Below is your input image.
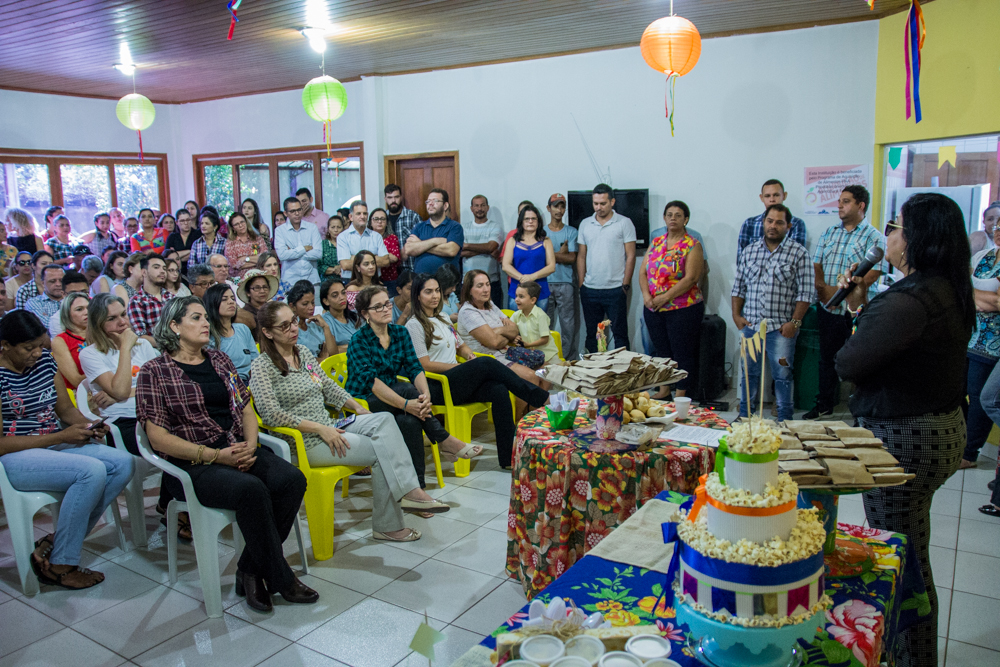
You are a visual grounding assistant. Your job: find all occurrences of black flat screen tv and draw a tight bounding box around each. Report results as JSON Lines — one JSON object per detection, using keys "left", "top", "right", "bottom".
{"left": 566, "top": 189, "right": 650, "bottom": 248}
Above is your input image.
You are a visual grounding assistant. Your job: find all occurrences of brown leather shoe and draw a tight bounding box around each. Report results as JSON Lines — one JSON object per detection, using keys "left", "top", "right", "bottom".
{"left": 235, "top": 569, "right": 273, "bottom": 612}
{"left": 279, "top": 577, "right": 319, "bottom": 604}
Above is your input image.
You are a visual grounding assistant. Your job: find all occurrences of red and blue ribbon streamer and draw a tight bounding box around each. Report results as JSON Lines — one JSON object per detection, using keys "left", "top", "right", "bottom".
{"left": 903, "top": 1, "right": 925, "bottom": 123}
{"left": 227, "top": 0, "right": 243, "bottom": 41}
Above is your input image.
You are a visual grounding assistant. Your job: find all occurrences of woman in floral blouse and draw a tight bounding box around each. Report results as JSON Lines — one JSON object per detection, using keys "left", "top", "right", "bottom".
{"left": 639, "top": 200, "right": 704, "bottom": 398}
{"left": 224, "top": 212, "right": 269, "bottom": 279}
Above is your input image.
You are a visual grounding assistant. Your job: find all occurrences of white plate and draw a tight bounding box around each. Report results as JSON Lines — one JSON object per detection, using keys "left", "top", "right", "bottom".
{"left": 644, "top": 411, "right": 678, "bottom": 427}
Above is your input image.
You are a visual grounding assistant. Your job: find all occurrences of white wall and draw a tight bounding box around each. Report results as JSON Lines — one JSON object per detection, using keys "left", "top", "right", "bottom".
{"left": 0, "top": 19, "right": 879, "bottom": 373}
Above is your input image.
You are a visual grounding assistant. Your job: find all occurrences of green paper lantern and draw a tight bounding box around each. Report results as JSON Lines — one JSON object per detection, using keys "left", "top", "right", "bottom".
{"left": 116, "top": 93, "right": 155, "bottom": 131}
{"left": 302, "top": 75, "right": 347, "bottom": 122}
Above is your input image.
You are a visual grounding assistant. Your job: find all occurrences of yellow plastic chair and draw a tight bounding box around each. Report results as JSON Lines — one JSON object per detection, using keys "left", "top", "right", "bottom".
{"left": 250, "top": 398, "right": 362, "bottom": 561}
{"left": 550, "top": 330, "right": 565, "bottom": 361}
{"left": 321, "top": 354, "right": 446, "bottom": 488}
{"left": 501, "top": 308, "right": 515, "bottom": 318}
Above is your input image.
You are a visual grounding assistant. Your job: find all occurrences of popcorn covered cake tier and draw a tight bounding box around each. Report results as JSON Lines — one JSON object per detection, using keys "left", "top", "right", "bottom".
{"left": 670, "top": 418, "right": 832, "bottom": 628}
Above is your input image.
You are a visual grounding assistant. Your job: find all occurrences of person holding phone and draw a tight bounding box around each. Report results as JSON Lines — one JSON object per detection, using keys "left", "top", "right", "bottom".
{"left": 0, "top": 310, "right": 132, "bottom": 590}
{"left": 250, "top": 301, "right": 450, "bottom": 538}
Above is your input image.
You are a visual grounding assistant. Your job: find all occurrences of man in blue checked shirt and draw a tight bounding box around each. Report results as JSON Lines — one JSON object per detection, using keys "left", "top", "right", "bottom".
{"left": 737, "top": 179, "right": 807, "bottom": 255}
{"left": 732, "top": 204, "right": 814, "bottom": 421}
{"left": 805, "top": 185, "right": 885, "bottom": 420}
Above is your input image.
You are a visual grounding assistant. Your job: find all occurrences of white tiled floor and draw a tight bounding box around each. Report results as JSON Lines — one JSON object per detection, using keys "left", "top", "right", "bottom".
{"left": 0, "top": 405, "right": 997, "bottom": 666}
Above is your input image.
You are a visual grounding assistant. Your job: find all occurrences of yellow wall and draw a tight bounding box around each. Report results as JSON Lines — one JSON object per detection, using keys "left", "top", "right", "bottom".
{"left": 871, "top": 0, "right": 1000, "bottom": 220}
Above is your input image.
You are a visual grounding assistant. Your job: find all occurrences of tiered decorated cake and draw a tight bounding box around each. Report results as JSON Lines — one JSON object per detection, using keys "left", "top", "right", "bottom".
{"left": 671, "top": 417, "right": 832, "bottom": 628}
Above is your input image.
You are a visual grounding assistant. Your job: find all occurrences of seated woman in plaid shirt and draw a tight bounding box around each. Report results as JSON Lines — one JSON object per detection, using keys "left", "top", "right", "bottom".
{"left": 136, "top": 296, "right": 317, "bottom": 613}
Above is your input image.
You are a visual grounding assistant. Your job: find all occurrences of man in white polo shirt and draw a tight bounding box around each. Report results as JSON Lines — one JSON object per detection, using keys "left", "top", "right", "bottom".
{"left": 336, "top": 200, "right": 389, "bottom": 280}
{"left": 461, "top": 194, "right": 503, "bottom": 307}
{"left": 576, "top": 183, "right": 636, "bottom": 352}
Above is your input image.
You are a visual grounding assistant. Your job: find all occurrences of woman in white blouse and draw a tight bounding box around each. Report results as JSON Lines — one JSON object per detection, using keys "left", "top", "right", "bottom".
{"left": 408, "top": 273, "right": 549, "bottom": 468}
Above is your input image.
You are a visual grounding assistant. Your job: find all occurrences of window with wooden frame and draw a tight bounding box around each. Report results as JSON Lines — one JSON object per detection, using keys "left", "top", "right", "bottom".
{"left": 0, "top": 149, "right": 169, "bottom": 238}
{"left": 192, "top": 143, "right": 364, "bottom": 233}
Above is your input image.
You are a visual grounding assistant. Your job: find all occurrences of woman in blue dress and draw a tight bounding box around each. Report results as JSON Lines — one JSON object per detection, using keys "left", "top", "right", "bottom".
{"left": 501, "top": 203, "right": 555, "bottom": 311}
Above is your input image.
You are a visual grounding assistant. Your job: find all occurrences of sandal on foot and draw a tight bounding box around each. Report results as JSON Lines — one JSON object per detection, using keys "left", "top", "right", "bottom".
{"left": 959, "top": 459, "right": 978, "bottom": 470}
{"left": 441, "top": 443, "right": 482, "bottom": 462}
{"left": 39, "top": 562, "right": 104, "bottom": 590}
{"left": 353, "top": 467, "right": 372, "bottom": 477}
{"left": 372, "top": 529, "right": 421, "bottom": 542}
{"left": 401, "top": 498, "right": 451, "bottom": 514}
{"left": 978, "top": 504, "right": 1000, "bottom": 518}
{"left": 160, "top": 512, "right": 193, "bottom": 541}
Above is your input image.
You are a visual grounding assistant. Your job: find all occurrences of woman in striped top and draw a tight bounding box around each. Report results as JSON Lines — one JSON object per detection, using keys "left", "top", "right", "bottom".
{"left": 0, "top": 310, "right": 133, "bottom": 589}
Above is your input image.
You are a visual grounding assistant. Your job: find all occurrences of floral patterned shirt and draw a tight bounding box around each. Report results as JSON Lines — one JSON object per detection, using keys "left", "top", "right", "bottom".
{"left": 643, "top": 233, "right": 703, "bottom": 312}
{"left": 224, "top": 235, "right": 270, "bottom": 279}
{"left": 969, "top": 249, "right": 1000, "bottom": 359}
{"left": 381, "top": 234, "right": 401, "bottom": 282}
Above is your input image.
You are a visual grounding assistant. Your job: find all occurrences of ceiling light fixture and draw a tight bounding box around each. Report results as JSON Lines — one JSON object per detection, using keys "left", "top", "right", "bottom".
{"left": 301, "top": 27, "right": 327, "bottom": 53}
{"left": 113, "top": 42, "right": 136, "bottom": 76}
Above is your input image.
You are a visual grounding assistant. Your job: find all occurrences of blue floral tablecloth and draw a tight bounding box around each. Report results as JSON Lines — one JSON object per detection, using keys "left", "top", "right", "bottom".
{"left": 477, "top": 490, "right": 929, "bottom": 667}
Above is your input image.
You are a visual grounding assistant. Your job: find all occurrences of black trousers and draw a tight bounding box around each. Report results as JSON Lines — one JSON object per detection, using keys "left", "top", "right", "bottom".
{"left": 163, "top": 447, "right": 306, "bottom": 592}
{"left": 426, "top": 356, "right": 549, "bottom": 467}
{"left": 367, "top": 381, "right": 452, "bottom": 488}
{"left": 815, "top": 306, "right": 854, "bottom": 412}
{"left": 643, "top": 302, "right": 704, "bottom": 394}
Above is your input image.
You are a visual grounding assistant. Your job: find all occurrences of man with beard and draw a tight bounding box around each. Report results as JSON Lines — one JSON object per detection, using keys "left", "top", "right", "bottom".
{"left": 731, "top": 204, "right": 814, "bottom": 421}
{"left": 461, "top": 194, "right": 503, "bottom": 306}
{"left": 384, "top": 183, "right": 422, "bottom": 272}
{"left": 403, "top": 189, "right": 463, "bottom": 276}
{"left": 127, "top": 254, "right": 174, "bottom": 348}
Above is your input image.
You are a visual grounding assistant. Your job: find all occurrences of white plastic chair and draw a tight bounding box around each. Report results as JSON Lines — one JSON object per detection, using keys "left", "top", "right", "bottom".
{"left": 134, "top": 423, "right": 309, "bottom": 618}
{"left": 73, "top": 383, "right": 149, "bottom": 548}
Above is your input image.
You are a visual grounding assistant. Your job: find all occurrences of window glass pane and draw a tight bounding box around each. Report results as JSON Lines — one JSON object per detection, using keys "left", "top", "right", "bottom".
{"left": 238, "top": 163, "right": 272, "bottom": 234}
{"left": 203, "top": 165, "right": 235, "bottom": 221}
{"left": 1, "top": 163, "right": 52, "bottom": 233}
{"left": 60, "top": 164, "right": 111, "bottom": 237}
{"left": 114, "top": 164, "right": 160, "bottom": 220}
{"left": 320, "top": 158, "right": 362, "bottom": 214}
{"left": 277, "top": 160, "right": 315, "bottom": 212}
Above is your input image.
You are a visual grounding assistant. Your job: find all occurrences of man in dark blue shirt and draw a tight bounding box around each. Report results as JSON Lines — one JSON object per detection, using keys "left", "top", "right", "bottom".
{"left": 403, "top": 188, "right": 464, "bottom": 275}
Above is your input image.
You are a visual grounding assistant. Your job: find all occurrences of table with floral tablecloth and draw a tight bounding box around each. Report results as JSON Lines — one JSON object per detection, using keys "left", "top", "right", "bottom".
{"left": 466, "top": 490, "right": 929, "bottom": 667}
{"left": 506, "top": 400, "right": 725, "bottom": 598}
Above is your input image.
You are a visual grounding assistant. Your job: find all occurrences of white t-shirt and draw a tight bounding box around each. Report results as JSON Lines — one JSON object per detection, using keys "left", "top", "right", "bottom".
{"left": 405, "top": 315, "right": 457, "bottom": 364}
{"left": 577, "top": 212, "right": 637, "bottom": 289}
{"left": 79, "top": 339, "right": 160, "bottom": 419}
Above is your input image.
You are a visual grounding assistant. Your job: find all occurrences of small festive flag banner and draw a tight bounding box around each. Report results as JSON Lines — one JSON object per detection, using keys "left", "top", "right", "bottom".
{"left": 938, "top": 146, "right": 956, "bottom": 170}
{"left": 410, "top": 612, "right": 446, "bottom": 663}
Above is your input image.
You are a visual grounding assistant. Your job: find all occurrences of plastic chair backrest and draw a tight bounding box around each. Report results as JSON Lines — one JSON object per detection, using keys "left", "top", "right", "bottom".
{"left": 135, "top": 422, "right": 199, "bottom": 509}
{"left": 501, "top": 309, "right": 515, "bottom": 318}
{"left": 550, "top": 329, "right": 565, "bottom": 360}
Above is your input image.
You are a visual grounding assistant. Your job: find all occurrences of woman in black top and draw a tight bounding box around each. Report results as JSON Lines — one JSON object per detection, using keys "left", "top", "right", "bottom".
{"left": 835, "top": 193, "right": 973, "bottom": 667}
{"left": 166, "top": 208, "right": 202, "bottom": 275}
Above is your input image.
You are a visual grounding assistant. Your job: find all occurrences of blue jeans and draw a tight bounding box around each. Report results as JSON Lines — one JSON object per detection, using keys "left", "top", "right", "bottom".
{"left": 738, "top": 326, "right": 797, "bottom": 422}
{"left": 965, "top": 353, "right": 999, "bottom": 462}
{"left": 979, "top": 358, "right": 1000, "bottom": 426}
{"left": 580, "top": 286, "right": 629, "bottom": 353}
{"left": 507, "top": 296, "right": 547, "bottom": 313}
{"left": 1, "top": 443, "right": 133, "bottom": 566}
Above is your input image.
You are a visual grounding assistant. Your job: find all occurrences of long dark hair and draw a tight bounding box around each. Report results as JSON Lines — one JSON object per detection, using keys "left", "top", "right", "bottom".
{"left": 101, "top": 251, "right": 127, "bottom": 279}
{"left": 899, "top": 192, "right": 975, "bottom": 332}
{"left": 410, "top": 273, "right": 450, "bottom": 350}
{"left": 241, "top": 198, "right": 263, "bottom": 232}
{"left": 258, "top": 301, "right": 298, "bottom": 376}
{"left": 203, "top": 282, "right": 235, "bottom": 347}
{"left": 320, "top": 278, "right": 358, "bottom": 325}
{"left": 286, "top": 279, "right": 316, "bottom": 310}
{"left": 514, "top": 204, "right": 547, "bottom": 243}
{"left": 0, "top": 310, "right": 47, "bottom": 347}
{"left": 348, "top": 250, "right": 383, "bottom": 288}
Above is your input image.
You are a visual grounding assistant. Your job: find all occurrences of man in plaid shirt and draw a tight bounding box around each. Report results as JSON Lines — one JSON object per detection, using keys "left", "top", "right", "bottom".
{"left": 384, "top": 184, "right": 422, "bottom": 272}
{"left": 127, "top": 254, "right": 173, "bottom": 348}
{"left": 732, "top": 204, "right": 814, "bottom": 421}
{"left": 806, "top": 185, "right": 886, "bottom": 419}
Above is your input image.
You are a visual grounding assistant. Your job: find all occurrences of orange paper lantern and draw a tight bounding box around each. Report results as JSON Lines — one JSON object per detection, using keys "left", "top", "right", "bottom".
{"left": 640, "top": 16, "right": 702, "bottom": 135}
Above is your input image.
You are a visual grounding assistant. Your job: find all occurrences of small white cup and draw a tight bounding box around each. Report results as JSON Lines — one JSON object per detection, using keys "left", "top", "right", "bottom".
{"left": 642, "top": 660, "right": 683, "bottom": 667}
{"left": 505, "top": 661, "right": 543, "bottom": 667}
{"left": 598, "top": 651, "right": 644, "bottom": 667}
{"left": 625, "top": 634, "right": 672, "bottom": 662}
{"left": 564, "top": 635, "right": 606, "bottom": 665}
{"left": 520, "top": 635, "right": 566, "bottom": 667}
{"left": 551, "top": 657, "right": 594, "bottom": 667}
{"left": 674, "top": 396, "right": 692, "bottom": 418}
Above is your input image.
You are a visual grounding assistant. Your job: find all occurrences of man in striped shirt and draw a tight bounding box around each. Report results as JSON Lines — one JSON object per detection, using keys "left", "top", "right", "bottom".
{"left": 732, "top": 204, "right": 814, "bottom": 421}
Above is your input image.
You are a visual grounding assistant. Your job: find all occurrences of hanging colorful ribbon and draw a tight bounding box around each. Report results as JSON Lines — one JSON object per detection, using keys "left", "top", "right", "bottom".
{"left": 866, "top": 0, "right": 876, "bottom": 9}
{"left": 687, "top": 474, "right": 708, "bottom": 521}
{"left": 664, "top": 73, "right": 678, "bottom": 137}
{"left": 227, "top": 0, "right": 243, "bottom": 40}
{"left": 136, "top": 130, "right": 144, "bottom": 163}
{"left": 903, "top": 0, "right": 925, "bottom": 123}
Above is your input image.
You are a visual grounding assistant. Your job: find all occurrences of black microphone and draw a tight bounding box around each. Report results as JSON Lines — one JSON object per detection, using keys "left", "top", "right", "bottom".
{"left": 824, "top": 246, "right": 885, "bottom": 310}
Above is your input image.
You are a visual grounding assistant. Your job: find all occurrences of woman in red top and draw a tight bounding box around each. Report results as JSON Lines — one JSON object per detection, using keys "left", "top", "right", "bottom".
{"left": 51, "top": 292, "right": 90, "bottom": 390}
{"left": 369, "top": 208, "right": 401, "bottom": 293}
{"left": 130, "top": 208, "right": 169, "bottom": 254}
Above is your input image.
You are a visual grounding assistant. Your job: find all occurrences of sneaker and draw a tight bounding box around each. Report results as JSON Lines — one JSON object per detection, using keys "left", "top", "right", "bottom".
{"left": 803, "top": 407, "right": 833, "bottom": 420}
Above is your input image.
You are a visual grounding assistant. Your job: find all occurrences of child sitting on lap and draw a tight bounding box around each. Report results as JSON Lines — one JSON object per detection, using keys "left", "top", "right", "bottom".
{"left": 511, "top": 280, "right": 560, "bottom": 364}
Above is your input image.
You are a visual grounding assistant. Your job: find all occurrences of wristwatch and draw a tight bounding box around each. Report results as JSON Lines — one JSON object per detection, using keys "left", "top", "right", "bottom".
{"left": 622, "top": 284, "right": 631, "bottom": 292}
{"left": 790, "top": 319, "right": 802, "bottom": 329}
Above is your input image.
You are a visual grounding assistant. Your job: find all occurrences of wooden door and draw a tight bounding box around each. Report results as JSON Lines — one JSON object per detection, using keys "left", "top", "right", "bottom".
{"left": 384, "top": 152, "right": 460, "bottom": 221}
{"left": 909, "top": 151, "right": 999, "bottom": 198}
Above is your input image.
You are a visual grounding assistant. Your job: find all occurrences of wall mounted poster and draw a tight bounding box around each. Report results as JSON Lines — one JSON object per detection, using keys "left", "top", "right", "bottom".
{"left": 803, "top": 164, "right": 872, "bottom": 215}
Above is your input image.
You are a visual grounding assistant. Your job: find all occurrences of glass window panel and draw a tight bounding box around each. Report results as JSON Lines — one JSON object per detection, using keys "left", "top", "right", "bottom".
{"left": 238, "top": 163, "right": 272, "bottom": 234}
{"left": 277, "top": 160, "right": 315, "bottom": 211}
{"left": 60, "top": 164, "right": 111, "bottom": 237}
{"left": 203, "top": 164, "right": 235, "bottom": 221}
{"left": 1, "top": 163, "right": 52, "bottom": 233}
{"left": 114, "top": 164, "right": 160, "bottom": 220}
{"left": 320, "top": 158, "right": 362, "bottom": 214}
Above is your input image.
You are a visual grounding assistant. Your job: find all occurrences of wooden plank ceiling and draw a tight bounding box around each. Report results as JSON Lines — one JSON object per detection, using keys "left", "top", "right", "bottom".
{"left": 0, "top": 0, "right": 916, "bottom": 104}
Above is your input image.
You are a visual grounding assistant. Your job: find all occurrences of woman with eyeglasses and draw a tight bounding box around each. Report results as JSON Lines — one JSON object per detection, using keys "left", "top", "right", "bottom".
{"left": 5, "top": 251, "right": 33, "bottom": 313}
{"left": 347, "top": 286, "right": 481, "bottom": 489}
{"left": 286, "top": 280, "right": 338, "bottom": 360}
{"left": 251, "top": 301, "right": 450, "bottom": 539}
{"left": 369, "top": 208, "right": 400, "bottom": 294}
{"left": 166, "top": 208, "right": 202, "bottom": 275}
{"left": 256, "top": 252, "right": 290, "bottom": 302}
{"left": 225, "top": 212, "right": 270, "bottom": 280}
{"left": 834, "top": 193, "right": 972, "bottom": 667}
{"left": 163, "top": 256, "right": 191, "bottom": 298}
